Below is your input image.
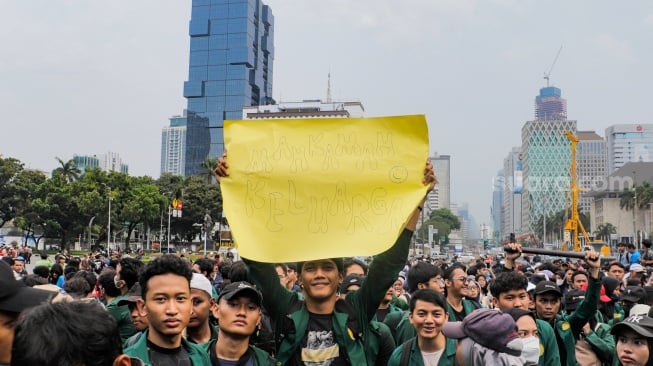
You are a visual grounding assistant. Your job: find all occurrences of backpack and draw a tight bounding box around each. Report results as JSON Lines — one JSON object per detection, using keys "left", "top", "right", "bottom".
{"left": 399, "top": 338, "right": 415, "bottom": 366}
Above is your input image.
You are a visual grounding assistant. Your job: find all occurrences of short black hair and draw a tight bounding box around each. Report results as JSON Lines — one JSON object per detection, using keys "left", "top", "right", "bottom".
{"left": 275, "top": 263, "right": 288, "bottom": 276}
{"left": 32, "top": 265, "right": 50, "bottom": 279}
{"left": 118, "top": 257, "right": 144, "bottom": 290}
{"left": 490, "top": 271, "right": 529, "bottom": 297}
{"left": 11, "top": 301, "right": 123, "bottom": 366}
{"left": 571, "top": 270, "right": 588, "bottom": 283}
{"left": 628, "top": 243, "right": 636, "bottom": 249}
{"left": 609, "top": 262, "right": 625, "bottom": 271}
{"left": 194, "top": 258, "right": 215, "bottom": 276}
{"left": 409, "top": 289, "right": 448, "bottom": 313}
{"left": 140, "top": 254, "right": 192, "bottom": 298}
{"left": 23, "top": 274, "right": 47, "bottom": 287}
{"left": 228, "top": 261, "right": 250, "bottom": 283}
{"left": 97, "top": 268, "right": 121, "bottom": 298}
{"left": 407, "top": 262, "right": 442, "bottom": 294}
{"left": 64, "top": 276, "right": 92, "bottom": 298}
{"left": 343, "top": 257, "right": 368, "bottom": 275}
{"left": 443, "top": 264, "right": 466, "bottom": 282}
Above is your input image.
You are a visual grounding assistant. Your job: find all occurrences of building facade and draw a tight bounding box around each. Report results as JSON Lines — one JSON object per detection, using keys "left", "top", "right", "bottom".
{"left": 73, "top": 152, "right": 128, "bottom": 174}
{"left": 502, "top": 147, "right": 523, "bottom": 239}
{"left": 242, "top": 100, "right": 364, "bottom": 119}
{"left": 605, "top": 124, "right": 653, "bottom": 173}
{"left": 429, "top": 153, "right": 450, "bottom": 212}
{"left": 521, "top": 119, "right": 577, "bottom": 234}
{"left": 184, "top": 0, "right": 275, "bottom": 176}
{"left": 73, "top": 155, "right": 99, "bottom": 174}
{"left": 535, "top": 86, "right": 567, "bottom": 121}
{"left": 161, "top": 115, "right": 187, "bottom": 176}
{"left": 491, "top": 168, "right": 503, "bottom": 244}
{"left": 577, "top": 131, "right": 607, "bottom": 215}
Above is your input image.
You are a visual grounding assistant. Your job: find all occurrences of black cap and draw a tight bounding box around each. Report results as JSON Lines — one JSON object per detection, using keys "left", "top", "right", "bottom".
{"left": 340, "top": 274, "right": 365, "bottom": 294}
{"left": 218, "top": 281, "right": 262, "bottom": 306}
{"left": 611, "top": 314, "right": 653, "bottom": 338}
{"left": 117, "top": 283, "right": 142, "bottom": 306}
{"left": 534, "top": 281, "right": 562, "bottom": 296}
{"left": 0, "top": 262, "right": 54, "bottom": 313}
{"left": 622, "top": 286, "right": 647, "bottom": 304}
{"left": 564, "top": 289, "right": 586, "bottom": 312}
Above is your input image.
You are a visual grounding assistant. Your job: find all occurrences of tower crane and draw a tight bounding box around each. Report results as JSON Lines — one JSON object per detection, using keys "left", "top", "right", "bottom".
{"left": 563, "top": 131, "right": 591, "bottom": 252}
{"left": 544, "top": 46, "right": 563, "bottom": 87}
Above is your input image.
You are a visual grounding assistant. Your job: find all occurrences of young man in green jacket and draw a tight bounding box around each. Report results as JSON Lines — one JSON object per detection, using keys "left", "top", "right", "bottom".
{"left": 215, "top": 151, "right": 435, "bottom": 365}
{"left": 207, "top": 281, "right": 275, "bottom": 365}
{"left": 125, "top": 255, "right": 210, "bottom": 366}
{"left": 532, "top": 251, "right": 601, "bottom": 366}
{"left": 388, "top": 289, "right": 456, "bottom": 366}
{"left": 489, "top": 270, "right": 562, "bottom": 365}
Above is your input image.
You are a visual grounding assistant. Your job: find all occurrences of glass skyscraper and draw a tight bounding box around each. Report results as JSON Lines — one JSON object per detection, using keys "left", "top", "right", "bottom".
{"left": 183, "top": 0, "right": 275, "bottom": 176}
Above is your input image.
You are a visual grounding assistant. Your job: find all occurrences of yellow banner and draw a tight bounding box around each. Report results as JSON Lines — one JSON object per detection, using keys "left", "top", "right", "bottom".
{"left": 221, "top": 115, "right": 429, "bottom": 263}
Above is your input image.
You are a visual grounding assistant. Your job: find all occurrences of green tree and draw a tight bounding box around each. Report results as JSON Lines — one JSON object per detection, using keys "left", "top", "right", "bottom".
{"left": 200, "top": 156, "right": 218, "bottom": 184}
{"left": 53, "top": 157, "right": 81, "bottom": 183}
{"left": 417, "top": 208, "right": 461, "bottom": 244}
{"left": 594, "top": 222, "right": 617, "bottom": 243}
{"left": 0, "top": 157, "right": 26, "bottom": 227}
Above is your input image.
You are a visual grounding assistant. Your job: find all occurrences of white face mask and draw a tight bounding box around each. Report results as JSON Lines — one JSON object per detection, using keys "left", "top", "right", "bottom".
{"left": 556, "top": 279, "right": 565, "bottom": 287}
{"left": 521, "top": 336, "right": 540, "bottom": 365}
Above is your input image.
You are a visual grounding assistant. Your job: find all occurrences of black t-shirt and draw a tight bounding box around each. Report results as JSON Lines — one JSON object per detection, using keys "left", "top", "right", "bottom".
{"left": 292, "top": 312, "right": 349, "bottom": 366}
{"left": 451, "top": 306, "right": 465, "bottom": 322}
{"left": 375, "top": 308, "right": 390, "bottom": 322}
{"left": 147, "top": 339, "right": 192, "bottom": 366}
{"left": 208, "top": 341, "right": 254, "bottom": 366}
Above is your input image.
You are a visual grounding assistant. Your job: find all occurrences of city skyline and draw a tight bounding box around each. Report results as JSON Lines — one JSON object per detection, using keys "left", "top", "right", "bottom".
{"left": 2, "top": 1, "right": 653, "bottom": 227}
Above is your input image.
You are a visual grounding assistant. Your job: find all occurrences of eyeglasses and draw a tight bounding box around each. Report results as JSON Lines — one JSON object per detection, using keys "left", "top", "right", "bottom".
{"left": 468, "top": 286, "right": 479, "bottom": 290}
{"left": 456, "top": 277, "right": 469, "bottom": 283}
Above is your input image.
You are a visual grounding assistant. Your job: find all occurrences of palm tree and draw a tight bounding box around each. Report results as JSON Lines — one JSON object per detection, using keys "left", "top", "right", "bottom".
{"left": 53, "top": 157, "right": 81, "bottom": 183}
{"left": 594, "top": 223, "right": 617, "bottom": 243}
{"left": 620, "top": 187, "right": 636, "bottom": 211}
{"left": 200, "top": 156, "right": 218, "bottom": 184}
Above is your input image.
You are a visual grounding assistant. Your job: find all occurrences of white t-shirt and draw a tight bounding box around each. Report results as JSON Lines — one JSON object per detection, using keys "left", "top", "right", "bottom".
{"left": 421, "top": 348, "right": 444, "bottom": 366}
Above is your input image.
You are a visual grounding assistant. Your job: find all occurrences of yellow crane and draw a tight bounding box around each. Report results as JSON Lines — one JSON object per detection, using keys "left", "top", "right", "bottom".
{"left": 563, "top": 131, "right": 591, "bottom": 252}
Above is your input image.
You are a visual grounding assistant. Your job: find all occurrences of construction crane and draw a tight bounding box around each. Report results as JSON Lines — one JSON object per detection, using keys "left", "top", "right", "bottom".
{"left": 563, "top": 131, "right": 591, "bottom": 252}
{"left": 543, "top": 46, "right": 563, "bottom": 87}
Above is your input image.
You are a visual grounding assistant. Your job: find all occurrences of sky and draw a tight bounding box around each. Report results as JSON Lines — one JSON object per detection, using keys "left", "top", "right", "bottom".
{"left": 2, "top": 1, "right": 653, "bottom": 230}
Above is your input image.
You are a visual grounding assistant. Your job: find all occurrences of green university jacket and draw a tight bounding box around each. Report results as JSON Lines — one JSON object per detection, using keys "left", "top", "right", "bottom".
{"left": 123, "top": 330, "right": 210, "bottom": 366}
{"left": 246, "top": 229, "right": 413, "bottom": 365}
{"left": 105, "top": 293, "right": 137, "bottom": 342}
{"left": 387, "top": 337, "right": 457, "bottom": 366}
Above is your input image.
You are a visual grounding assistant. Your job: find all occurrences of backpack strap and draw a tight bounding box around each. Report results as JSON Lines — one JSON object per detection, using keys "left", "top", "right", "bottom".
{"left": 399, "top": 338, "right": 414, "bottom": 366}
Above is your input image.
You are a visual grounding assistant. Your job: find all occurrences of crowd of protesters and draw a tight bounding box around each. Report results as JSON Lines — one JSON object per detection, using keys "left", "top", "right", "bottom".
{"left": 1, "top": 159, "right": 653, "bottom": 365}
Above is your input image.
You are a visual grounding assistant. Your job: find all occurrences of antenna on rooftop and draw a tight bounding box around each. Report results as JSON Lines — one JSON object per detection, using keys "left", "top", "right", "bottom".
{"left": 326, "top": 72, "right": 332, "bottom": 103}
{"left": 543, "top": 45, "right": 563, "bottom": 87}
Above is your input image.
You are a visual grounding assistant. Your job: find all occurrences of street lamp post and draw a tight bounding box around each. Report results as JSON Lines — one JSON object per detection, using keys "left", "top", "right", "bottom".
{"left": 101, "top": 184, "right": 112, "bottom": 250}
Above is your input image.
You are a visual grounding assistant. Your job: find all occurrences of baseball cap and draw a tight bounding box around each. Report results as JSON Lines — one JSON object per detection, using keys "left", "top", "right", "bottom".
{"left": 442, "top": 309, "right": 523, "bottom": 356}
{"left": 564, "top": 289, "right": 586, "bottom": 312}
{"left": 622, "top": 286, "right": 647, "bottom": 303}
{"left": 190, "top": 273, "right": 213, "bottom": 297}
{"left": 534, "top": 281, "right": 562, "bottom": 296}
{"left": 629, "top": 264, "right": 645, "bottom": 273}
{"left": 340, "top": 274, "right": 364, "bottom": 294}
{"left": 218, "top": 281, "right": 262, "bottom": 306}
{"left": 629, "top": 304, "right": 651, "bottom": 317}
{"left": 117, "top": 283, "right": 142, "bottom": 306}
{"left": 611, "top": 314, "right": 653, "bottom": 338}
{"left": 0, "top": 261, "right": 54, "bottom": 313}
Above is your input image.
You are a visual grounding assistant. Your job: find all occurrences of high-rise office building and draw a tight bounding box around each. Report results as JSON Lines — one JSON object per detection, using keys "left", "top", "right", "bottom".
{"left": 605, "top": 124, "right": 653, "bottom": 173}
{"left": 73, "top": 152, "right": 128, "bottom": 174}
{"left": 521, "top": 119, "right": 577, "bottom": 234}
{"left": 428, "top": 153, "right": 450, "bottom": 211}
{"left": 183, "top": 0, "right": 275, "bottom": 176}
{"left": 161, "top": 115, "right": 187, "bottom": 176}
{"left": 491, "top": 168, "right": 503, "bottom": 244}
{"left": 535, "top": 86, "right": 567, "bottom": 120}
{"left": 242, "top": 100, "right": 364, "bottom": 119}
{"left": 577, "top": 131, "right": 607, "bottom": 214}
{"left": 502, "top": 147, "right": 523, "bottom": 238}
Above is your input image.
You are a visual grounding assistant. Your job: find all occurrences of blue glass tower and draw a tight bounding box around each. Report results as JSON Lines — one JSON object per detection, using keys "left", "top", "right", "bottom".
{"left": 184, "top": 0, "right": 275, "bottom": 176}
